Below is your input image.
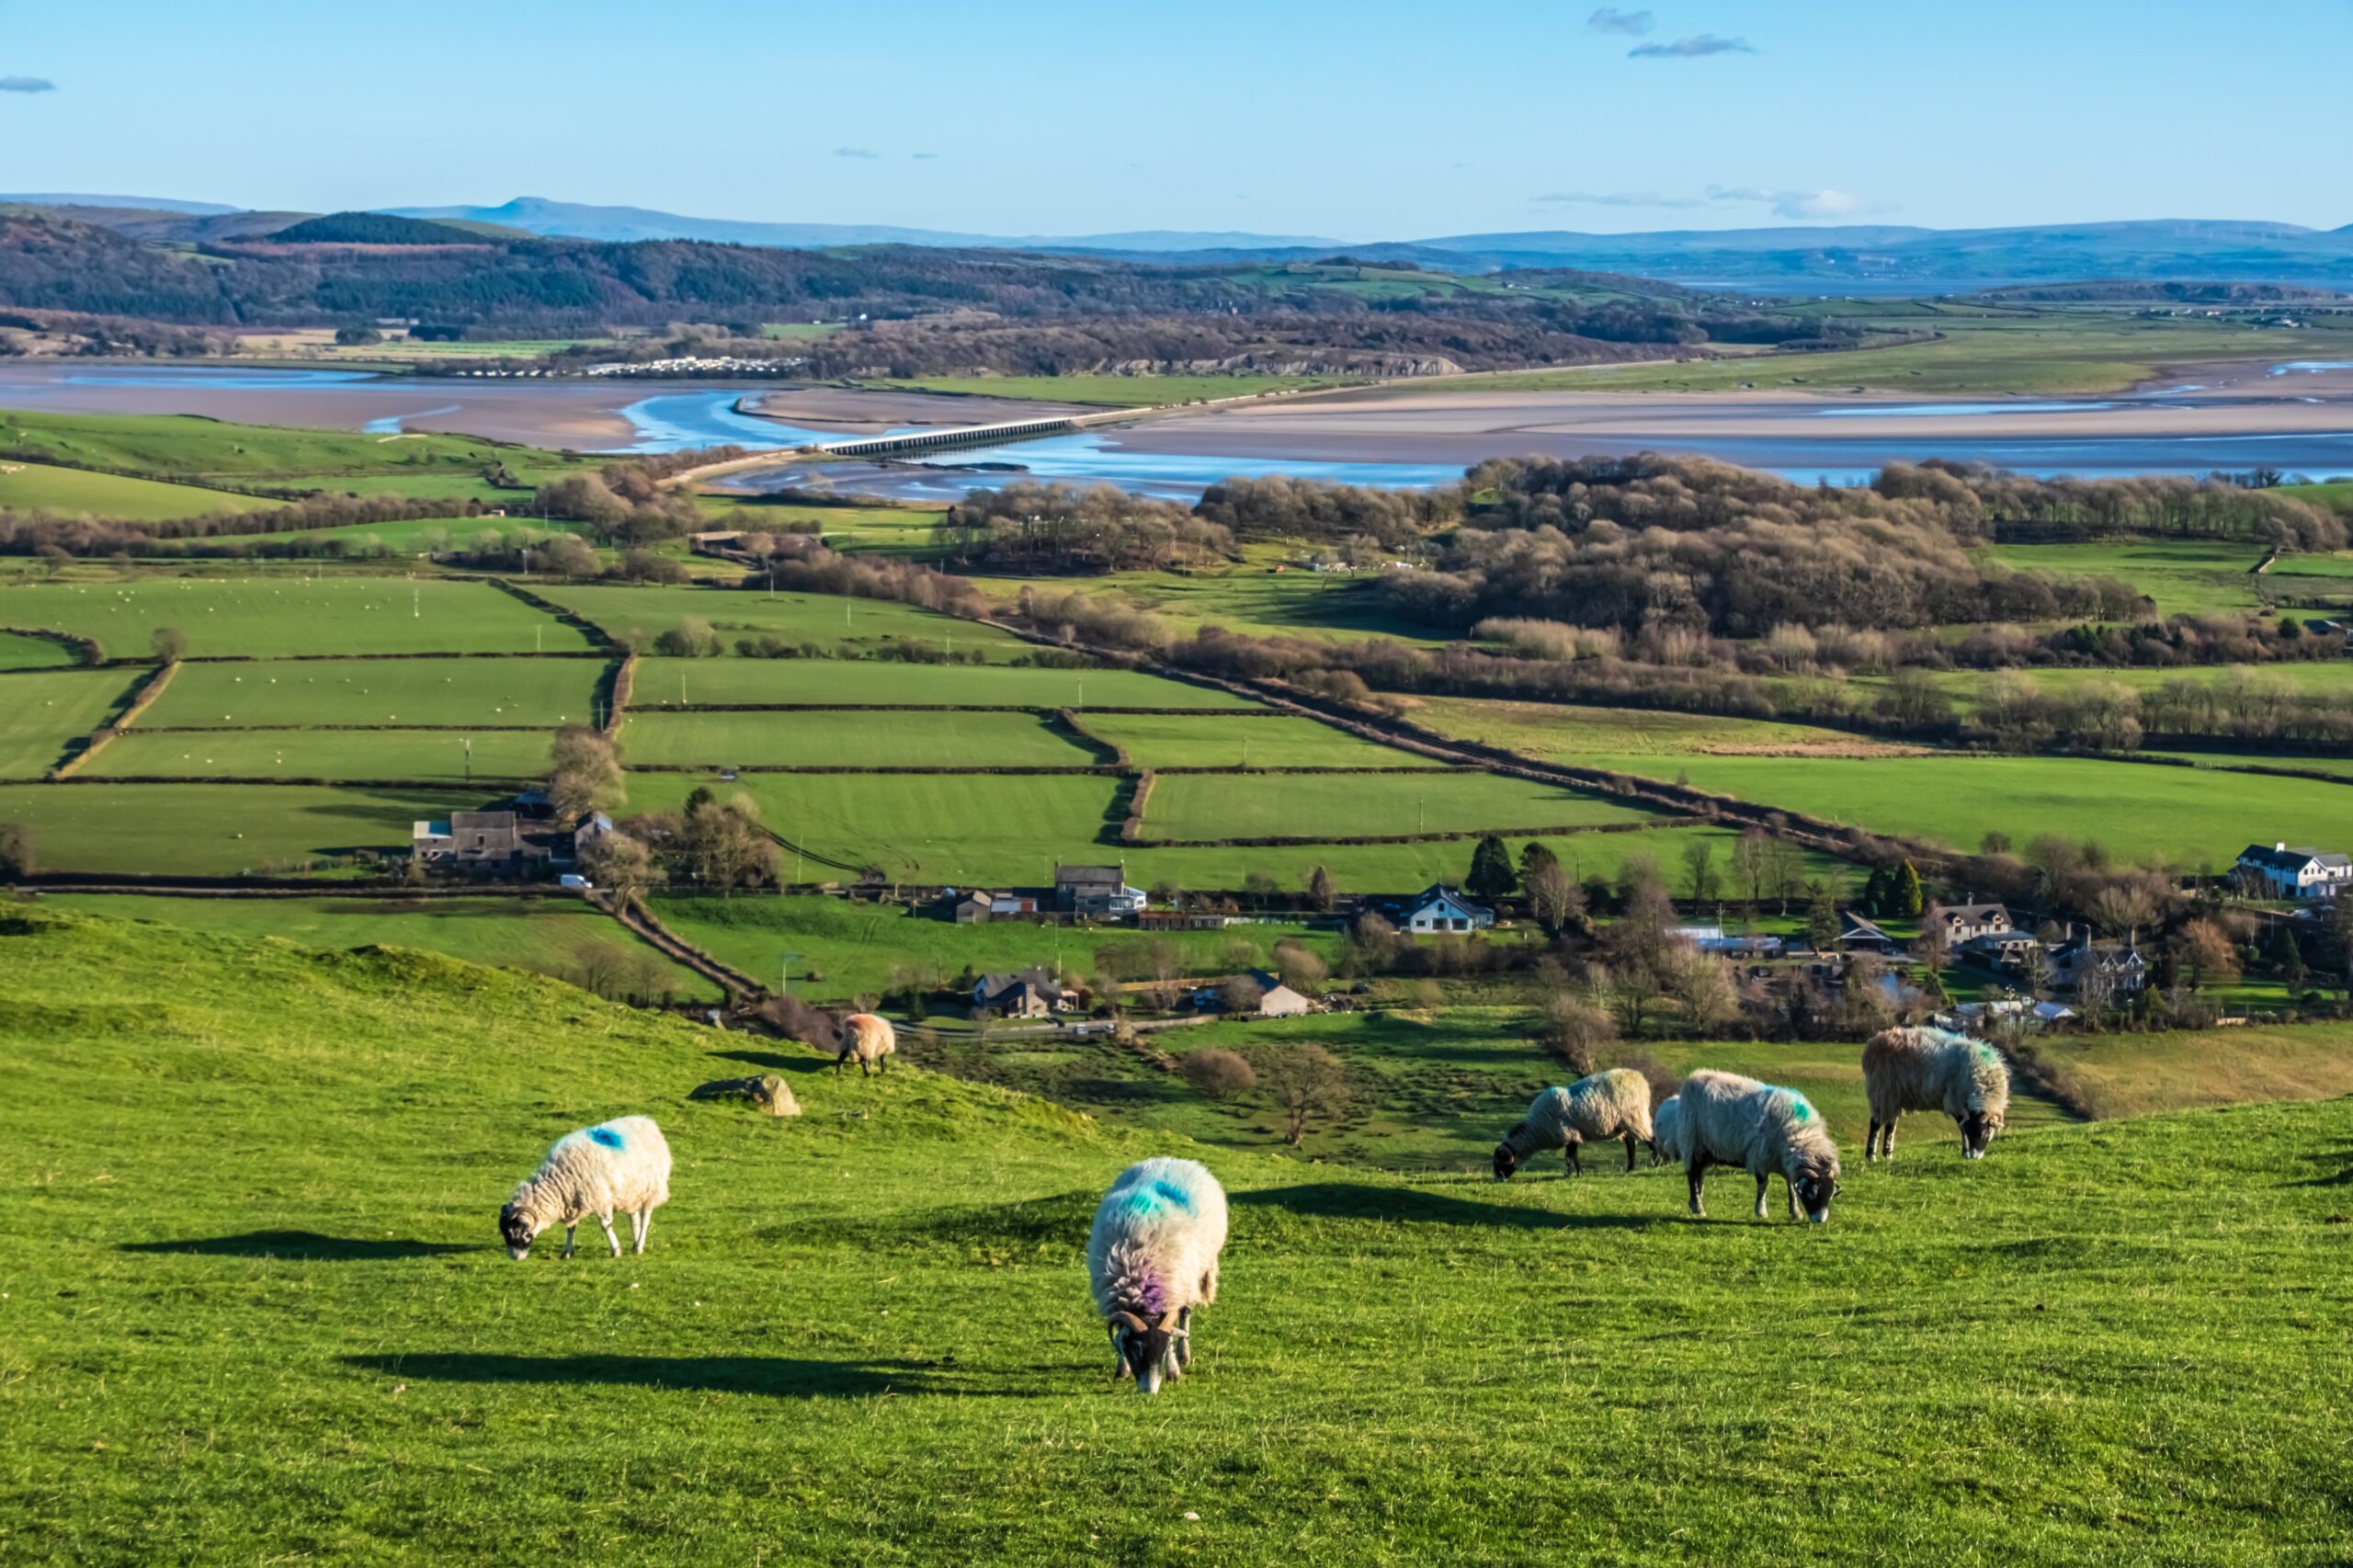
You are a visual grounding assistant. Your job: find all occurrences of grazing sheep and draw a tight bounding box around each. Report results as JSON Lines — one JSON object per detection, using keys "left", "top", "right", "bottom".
{"left": 835, "top": 1012, "right": 896, "bottom": 1076}
{"left": 1677, "top": 1069, "right": 1841, "bottom": 1224}
{"left": 1650, "top": 1094, "right": 1685, "bottom": 1168}
{"left": 499, "top": 1115, "right": 672, "bottom": 1260}
{"left": 1493, "top": 1068, "right": 1655, "bottom": 1178}
{"left": 1087, "top": 1157, "right": 1228, "bottom": 1395}
{"left": 1862, "top": 1026, "right": 2011, "bottom": 1161}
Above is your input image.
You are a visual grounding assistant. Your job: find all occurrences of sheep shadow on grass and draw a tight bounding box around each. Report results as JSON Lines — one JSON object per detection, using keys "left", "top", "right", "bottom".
{"left": 343, "top": 1353, "right": 1058, "bottom": 1400}
{"left": 1234, "top": 1183, "right": 1665, "bottom": 1232}
{"left": 121, "top": 1231, "right": 472, "bottom": 1260}
{"left": 711, "top": 1048, "right": 835, "bottom": 1077}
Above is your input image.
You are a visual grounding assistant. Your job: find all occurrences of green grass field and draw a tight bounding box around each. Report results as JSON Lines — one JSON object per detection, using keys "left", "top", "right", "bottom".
{"left": 1593, "top": 751, "right": 2353, "bottom": 869}
{"left": 228, "top": 516, "right": 587, "bottom": 557}
{"left": 1408, "top": 697, "right": 1920, "bottom": 762}
{"left": 8, "top": 904, "right": 2352, "bottom": 1562}
{"left": 0, "top": 408, "right": 557, "bottom": 488}
{"left": 1886, "top": 660, "right": 2353, "bottom": 710}
{"left": 1074, "top": 711, "right": 1445, "bottom": 768}
{"left": 84, "top": 728, "right": 553, "bottom": 785}
{"left": 535, "top": 584, "right": 1027, "bottom": 661}
{"left": 2047, "top": 1018, "right": 2353, "bottom": 1119}
{"left": 0, "top": 578, "right": 592, "bottom": 659}
{"left": 135, "top": 655, "right": 607, "bottom": 729}
{"left": 1136, "top": 771, "right": 1660, "bottom": 842}
{"left": 620, "top": 710, "right": 1099, "bottom": 768}
{"left": 0, "top": 630, "right": 76, "bottom": 671}
{"left": 651, "top": 893, "right": 1339, "bottom": 1004}
{"left": 41, "top": 892, "right": 718, "bottom": 1001}
{"left": 624, "top": 657, "right": 1251, "bottom": 710}
{"left": 1116, "top": 824, "right": 1804, "bottom": 898}
{"left": 0, "top": 669, "right": 139, "bottom": 778}
{"left": 0, "top": 460, "right": 281, "bottom": 521}
{"left": 0, "top": 781, "right": 493, "bottom": 873}
{"left": 978, "top": 556, "right": 1450, "bottom": 645}
{"left": 1985, "top": 539, "right": 2268, "bottom": 615}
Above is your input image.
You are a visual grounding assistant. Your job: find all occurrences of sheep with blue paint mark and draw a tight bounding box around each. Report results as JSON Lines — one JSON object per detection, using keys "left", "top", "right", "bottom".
{"left": 1087, "top": 1157, "right": 1228, "bottom": 1395}
{"left": 1677, "top": 1069, "right": 1841, "bottom": 1223}
{"left": 1650, "top": 1094, "right": 1685, "bottom": 1168}
{"left": 1863, "top": 1026, "right": 2011, "bottom": 1161}
{"left": 1493, "top": 1069, "right": 1655, "bottom": 1178}
{"left": 499, "top": 1115, "right": 672, "bottom": 1260}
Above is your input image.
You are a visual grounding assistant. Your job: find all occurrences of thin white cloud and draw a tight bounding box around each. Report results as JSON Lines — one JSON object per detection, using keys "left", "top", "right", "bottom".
{"left": 1586, "top": 7, "right": 1654, "bottom": 35}
{"left": 1535, "top": 186, "right": 1893, "bottom": 222}
{"left": 0, "top": 76, "right": 56, "bottom": 93}
{"left": 1535, "top": 190, "right": 1708, "bottom": 210}
{"left": 833, "top": 146, "right": 881, "bottom": 160}
{"left": 911, "top": 153, "right": 938, "bottom": 160}
{"left": 1629, "top": 34, "right": 1755, "bottom": 58}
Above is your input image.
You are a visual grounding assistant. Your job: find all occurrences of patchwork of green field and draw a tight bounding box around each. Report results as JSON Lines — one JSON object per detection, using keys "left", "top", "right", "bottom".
{"left": 0, "top": 669, "right": 138, "bottom": 778}
{"left": 1985, "top": 539, "right": 2267, "bottom": 615}
{"left": 1136, "top": 771, "right": 1660, "bottom": 842}
{"left": 1871, "top": 661, "right": 2353, "bottom": 717}
{"left": 0, "top": 577, "right": 592, "bottom": 659}
{"left": 0, "top": 408, "right": 563, "bottom": 488}
{"left": 2147, "top": 750, "right": 2353, "bottom": 778}
{"left": 651, "top": 893, "right": 1340, "bottom": 1003}
{"left": 1593, "top": 751, "right": 2353, "bottom": 869}
{"left": 84, "top": 728, "right": 552, "bottom": 784}
{"left": 137, "top": 656, "right": 607, "bottom": 729}
{"left": 2279, "top": 480, "right": 2353, "bottom": 515}
{"left": 625, "top": 656, "right": 1250, "bottom": 710}
{"left": 225, "top": 516, "right": 587, "bottom": 557}
{"left": 1408, "top": 697, "right": 1921, "bottom": 761}
{"left": 0, "top": 460, "right": 281, "bottom": 521}
{"left": 16, "top": 906, "right": 2347, "bottom": 1561}
{"left": 697, "top": 501, "right": 949, "bottom": 556}
{"left": 534, "top": 584, "right": 1027, "bottom": 660}
{"left": 1075, "top": 711, "right": 1444, "bottom": 768}
{"left": 0, "top": 630, "right": 75, "bottom": 670}
{"left": 1118, "top": 824, "right": 1808, "bottom": 898}
{"left": 41, "top": 893, "right": 719, "bottom": 1002}
{"left": 620, "top": 710, "right": 1097, "bottom": 769}
{"left": 0, "top": 781, "right": 492, "bottom": 874}
{"left": 979, "top": 555, "right": 1450, "bottom": 645}
{"left": 1450, "top": 312, "right": 2353, "bottom": 396}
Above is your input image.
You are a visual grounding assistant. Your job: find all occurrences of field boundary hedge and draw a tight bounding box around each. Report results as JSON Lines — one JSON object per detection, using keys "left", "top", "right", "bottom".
{"left": 0, "top": 626, "right": 99, "bottom": 666}
{"left": 604, "top": 654, "right": 634, "bottom": 736}
{"left": 626, "top": 703, "right": 1293, "bottom": 716}
{"left": 1057, "top": 708, "right": 1127, "bottom": 767}
{"left": 52, "top": 663, "right": 176, "bottom": 779}
{"left": 1120, "top": 770, "right": 1155, "bottom": 845}
{"left": 488, "top": 579, "right": 617, "bottom": 651}
{"left": 1133, "top": 817, "right": 1704, "bottom": 850}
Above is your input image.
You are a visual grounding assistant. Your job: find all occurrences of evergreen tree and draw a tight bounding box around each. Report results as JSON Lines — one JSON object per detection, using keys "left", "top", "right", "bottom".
{"left": 1466, "top": 834, "right": 1517, "bottom": 902}
{"left": 1862, "top": 866, "right": 1892, "bottom": 917}
{"left": 2268, "top": 923, "right": 2308, "bottom": 991}
{"left": 1896, "top": 861, "right": 1925, "bottom": 918}
{"left": 1805, "top": 880, "right": 1841, "bottom": 952}
{"left": 1518, "top": 841, "right": 1560, "bottom": 883}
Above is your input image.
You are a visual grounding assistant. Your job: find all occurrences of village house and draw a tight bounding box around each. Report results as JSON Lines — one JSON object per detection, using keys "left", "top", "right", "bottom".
{"left": 1836, "top": 912, "right": 1897, "bottom": 954}
{"left": 972, "top": 968, "right": 1072, "bottom": 1020}
{"left": 1960, "top": 928, "right": 2043, "bottom": 971}
{"left": 2051, "top": 928, "right": 2151, "bottom": 998}
{"left": 1929, "top": 902, "right": 2014, "bottom": 944}
{"left": 945, "top": 890, "right": 1041, "bottom": 925}
{"left": 2234, "top": 843, "right": 2353, "bottom": 902}
{"left": 1401, "top": 884, "right": 1494, "bottom": 934}
{"left": 1054, "top": 863, "right": 1146, "bottom": 918}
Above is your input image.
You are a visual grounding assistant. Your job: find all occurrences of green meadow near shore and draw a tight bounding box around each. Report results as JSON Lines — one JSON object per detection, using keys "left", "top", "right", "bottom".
{"left": 7, "top": 906, "right": 2353, "bottom": 1563}
{"left": 0, "top": 577, "right": 594, "bottom": 659}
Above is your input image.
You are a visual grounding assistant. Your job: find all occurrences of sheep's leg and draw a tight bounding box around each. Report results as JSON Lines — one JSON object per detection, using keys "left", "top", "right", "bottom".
{"left": 1865, "top": 1120, "right": 1881, "bottom": 1161}
{"left": 1786, "top": 1177, "right": 1800, "bottom": 1221}
{"left": 1882, "top": 1119, "right": 1897, "bottom": 1161}
{"left": 561, "top": 1222, "right": 578, "bottom": 1259}
{"left": 1754, "top": 1174, "right": 1771, "bottom": 1221}
{"left": 860, "top": 1056, "right": 872, "bottom": 1078}
{"left": 1176, "top": 1305, "right": 1194, "bottom": 1368}
{"left": 1564, "top": 1138, "right": 1582, "bottom": 1176}
{"left": 1623, "top": 1132, "right": 1640, "bottom": 1173}
{"left": 633, "top": 1210, "right": 652, "bottom": 1254}
{"left": 835, "top": 1052, "right": 847, "bottom": 1076}
{"left": 598, "top": 1213, "right": 622, "bottom": 1257}
{"left": 1688, "top": 1162, "right": 1708, "bottom": 1218}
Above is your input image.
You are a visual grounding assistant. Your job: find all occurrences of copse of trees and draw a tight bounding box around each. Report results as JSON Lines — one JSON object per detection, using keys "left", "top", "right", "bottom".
{"left": 942, "top": 481, "right": 1232, "bottom": 573}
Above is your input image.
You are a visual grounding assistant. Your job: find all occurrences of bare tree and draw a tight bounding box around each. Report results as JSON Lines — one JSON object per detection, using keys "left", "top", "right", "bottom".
{"left": 1256, "top": 1043, "right": 1349, "bottom": 1146}
{"left": 548, "top": 725, "right": 624, "bottom": 817}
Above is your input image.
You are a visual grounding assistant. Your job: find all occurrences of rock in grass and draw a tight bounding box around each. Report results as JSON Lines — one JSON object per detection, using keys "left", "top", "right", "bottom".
{"left": 688, "top": 1074, "right": 801, "bottom": 1117}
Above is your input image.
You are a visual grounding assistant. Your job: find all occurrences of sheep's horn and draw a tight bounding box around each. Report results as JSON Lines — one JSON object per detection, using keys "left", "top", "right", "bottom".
{"left": 1108, "top": 1311, "right": 1149, "bottom": 1333}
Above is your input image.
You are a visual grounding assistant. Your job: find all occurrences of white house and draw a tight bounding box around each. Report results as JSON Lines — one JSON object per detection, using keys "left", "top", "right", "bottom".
{"left": 2235, "top": 843, "right": 2353, "bottom": 902}
{"left": 1403, "top": 884, "right": 1495, "bottom": 934}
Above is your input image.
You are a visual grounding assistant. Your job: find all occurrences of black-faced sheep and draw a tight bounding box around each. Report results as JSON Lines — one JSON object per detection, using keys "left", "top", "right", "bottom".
{"left": 499, "top": 1115, "right": 672, "bottom": 1260}
{"left": 1087, "top": 1156, "right": 1228, "bottom": 1395}
{"left": 1493, "top": 1068, "right": 1655, "bottom": 1178}
{"left": 836, "top": 1013, "right": 895, "bottom": 1076}
{"left": 1862, "top": 1026, "right": 2011, "bottom": 1161}
{"left": 1677, "top": 1069, "right": 1841, "bottom": 1224}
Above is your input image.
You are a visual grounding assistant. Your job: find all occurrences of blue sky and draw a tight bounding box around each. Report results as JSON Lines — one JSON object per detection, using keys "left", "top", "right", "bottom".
{"left": 4, "top": 0, "right": 2347, "bottom": 238}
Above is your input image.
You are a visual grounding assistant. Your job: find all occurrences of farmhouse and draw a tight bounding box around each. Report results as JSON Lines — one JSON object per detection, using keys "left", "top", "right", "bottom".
{"left": 1961, "top": 928, "right": 2042, "bottom": 970}
{"left": 2052, "top": 929, "right": 2151, "bottom": 997}
{"left": 1402, "top": 884, "right": 1494, "bottom": 934}
{"left": 1836, "top": 912, "right": 1896, "bottom": 954}
{"left": 2235, "top": 843, "right": 2353, "bottom": 902}
{"left": 1229, "top": 969, "right": 1313, "bottom": 1017}
{"left": 972, "top": 968, "right": 1071, "bottom": 1019}
{"left": 1054, "top": 863, "right": 1145, "bottom": 918}
{"left": 1929, "top": 902, "right": 2013, "bottom": 943}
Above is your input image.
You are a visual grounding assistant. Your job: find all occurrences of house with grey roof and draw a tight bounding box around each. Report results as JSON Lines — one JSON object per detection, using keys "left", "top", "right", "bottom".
{"left": 2235, "top": 843, "right": 2353, "bottom": 902}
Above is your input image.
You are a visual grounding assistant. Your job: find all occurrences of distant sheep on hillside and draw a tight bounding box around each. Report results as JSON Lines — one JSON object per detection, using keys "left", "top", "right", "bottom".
{"left": 1494, "top": 1068, "right": 1654, "bottom": 1178}
{"left": 499, "top": 1115, "right": 671, "bottom": 1260}
{"left": 836, "top": 1013, "right": 896, "bottom": 1076}
{"left": 1862, "top": 1027, "right": 2011, "bottom": 1161}
{"left": 1677, "top": 1070, "right": 1840, "bottom": 1224}
{"left": 1088, "top": 1156, "right": 1229, "bottom": 1395}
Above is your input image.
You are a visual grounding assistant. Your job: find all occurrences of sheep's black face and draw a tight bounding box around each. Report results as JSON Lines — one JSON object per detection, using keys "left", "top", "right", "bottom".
{"left": 1116, "top": 1324, "right": 1177, "bottom": 1394}
{"left": 1493, "top": 1144, "right": 1520, "bottom": 1180}
{"left": 1959, "top": 1110, "right": 1998, "bottom": 1159}
{"left": 1794, "top": 1168, "right": 1840, "bottom": 1224}
{"left": 499, "top": 1203, "right": 535, "bottom": 1260}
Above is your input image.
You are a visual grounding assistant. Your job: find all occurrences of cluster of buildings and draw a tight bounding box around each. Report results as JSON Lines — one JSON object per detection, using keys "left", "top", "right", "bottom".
{"left": 2234, "top": 843, "right": 2353, "bottom": 903}
{"left": 410, "top": 792, "right": 612, "bottom": 878}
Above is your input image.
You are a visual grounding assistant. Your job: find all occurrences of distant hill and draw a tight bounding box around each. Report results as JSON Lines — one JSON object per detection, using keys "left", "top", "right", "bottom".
{"left": 0, "top": 192, "right": 242, "bottom": 215}
{"left": 270, "top": 211, "right": 487, "bottom": 245}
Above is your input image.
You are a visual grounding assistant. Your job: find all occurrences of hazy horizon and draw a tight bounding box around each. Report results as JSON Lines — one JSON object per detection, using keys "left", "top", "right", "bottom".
{"left": 5, "top": 0, "right": 2348, "bottom": 238}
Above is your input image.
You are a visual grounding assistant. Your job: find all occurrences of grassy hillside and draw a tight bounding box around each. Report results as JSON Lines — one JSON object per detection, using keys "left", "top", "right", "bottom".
{"left": 0, "top": 408, "right": 539, "bottom": 486}
{"left": 0, "top": 460, "right": 281, "bottom": 520}
{"left": 0, "top": 668, "right": 138, "bottom": 778}
{"left": 5, "top": 904, "right": 2351, "bottom": 1562}
{"left": 0, "top": 577, "right": 591, "bottom": 659}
